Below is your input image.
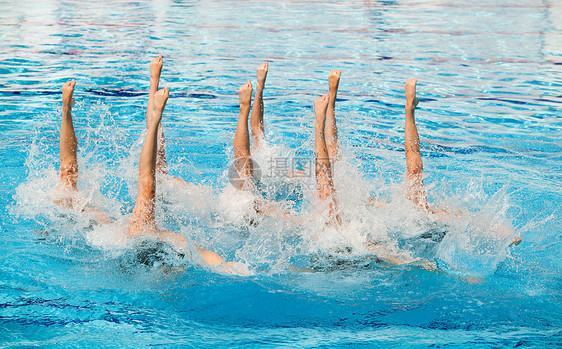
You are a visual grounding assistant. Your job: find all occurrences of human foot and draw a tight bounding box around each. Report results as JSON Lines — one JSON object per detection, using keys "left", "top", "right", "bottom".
{"left": 328, "top": 69, "right": 340, "bottom": 97}
{"left": 150, "top": 56, "right": 163, "bottom": 82}
{"left": 239, "top": 80, "right": 253, "bottom": 108}
{"left": 256, "top": 62, "right": 268, "bottom": 90}
{"left": 405, "top": 78, "right": 419, "bottom": 110}
{"left": 62, "top": 79, "right": 76, "bottom": 109}
{"left": 152, "top": 87, "right": 169, "bottom": 125}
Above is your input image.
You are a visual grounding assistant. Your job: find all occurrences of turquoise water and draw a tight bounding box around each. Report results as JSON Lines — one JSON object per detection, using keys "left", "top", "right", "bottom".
{"left": 1, "top": 0, "right": 561, "bottom": 347}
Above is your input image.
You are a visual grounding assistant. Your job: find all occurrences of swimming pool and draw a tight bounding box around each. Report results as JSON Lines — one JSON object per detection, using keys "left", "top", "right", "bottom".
{"left": 1, "top": 0, "right": 561, "bottom": 347}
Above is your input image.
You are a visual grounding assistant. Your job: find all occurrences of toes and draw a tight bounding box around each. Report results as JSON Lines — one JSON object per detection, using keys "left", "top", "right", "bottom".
{"left": 63, "top": 80, "right": 76, "bottom": 90}
{"left": 406, "top": 78, "right": 418, "bottom": 87}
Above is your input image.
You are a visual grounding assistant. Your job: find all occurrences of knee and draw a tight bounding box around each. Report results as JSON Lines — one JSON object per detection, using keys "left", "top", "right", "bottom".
{"left": 233, "top": 157, "right": 253, "bottom": 177}
{"left": 234, "top": 147, "right": 252, "bottom": 160}
{"left": 60, "top": 161, "right": 78, "bottom": 187}
{"left": 407, "top": 159, "right": 423, "bottom": 177}
{"left": 316, "top": 183, "right": 332, "bottom": 201}
{"left": 408, "top": 168, "right": 423, "bottom": 178}
{"left": 138, "top": 174, "right": 156, "bottom": 194}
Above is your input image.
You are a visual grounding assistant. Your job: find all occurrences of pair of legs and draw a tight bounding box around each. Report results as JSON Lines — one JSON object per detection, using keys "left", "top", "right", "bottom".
{"left": 57, "top": 61, "right": 171, "bottom": 230}
{"left": 314, "top": 76, "right": 426, "bottom": 224}
{"left": 128, "top": 57, "right": 230, "bottom": 266}
{"left": 56, "top": 57, "right": 168, "bottom": 209}
{"left": 57, "top": 57, "right": 229, "bottom": 267}
{"left": 314, "top": 70, "right": 343, "bottom": 225}
{"left": 232, "top": 62, "right": 268, "bottom": 188}
{"left": 57, "top": 78, "right": 175, "bottom": 240}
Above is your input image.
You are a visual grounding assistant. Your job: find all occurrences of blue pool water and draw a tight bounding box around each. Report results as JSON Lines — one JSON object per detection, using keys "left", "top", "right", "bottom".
{"left": 1, "top": 0, "right": 561, "bottom": 347}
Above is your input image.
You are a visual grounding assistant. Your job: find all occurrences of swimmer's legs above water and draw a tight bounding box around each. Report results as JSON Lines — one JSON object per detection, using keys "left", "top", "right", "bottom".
{"left": 59, "top": 79, "right": 79, "bottom": 199}
{"left": 129, "top": 87, "right": 231, "bottom": 267}
{"left": 402, "top": 80, "right": 521, "bottom": 246}
{"left": 128, "top": 88, "right": 168, "bottom": 237}
{"left": 250, "top": 62, "right": 268, "bottom": 148}
{"left": 314, "top": 94, "right": 342, "bottom": 226}
{"left": 232, "top": 81, "right": 255, "bottom": 189}
{"left": 326, "top": 70, "right": 341, "bottom": 160}
{"left": 404, "top": 78, "right": 430, "bottom": 211}
{"left": 232, "top": 78, "right": 293, "bottom": 217}
{"left": 146, "top": 56, "right": 168, "bottom": 175}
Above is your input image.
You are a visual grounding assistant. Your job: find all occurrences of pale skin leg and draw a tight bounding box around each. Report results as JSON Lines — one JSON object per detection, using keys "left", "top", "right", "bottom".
{"left": 326, "top": 70, "right": 340, "bottom": 159}
{"left": 59, "top": 79, "right": 78, "bottom": 200}
{"left": 250, "top": 62, "right": 268, "bottom": 148}
{"left": 232, "top": 81, "right": 254, "bottom": 189}
{"left": 146, "top": 56, "right": 168, "bottom": 175}
{"left": 404, "top": 79, "right": 522, "bottom": 245}
{"left": 148, "top": 57, "right": 194, "bottom": 188}
{"left": 56, "top": 80, "right": 111, "bottom": 223}
{"left": 314, "top": 94, "right": 342, "bottom": 226}
{"left": 237, "top": 79, "right": 292, "bottom": 216}
{"left": 130, "top": 87, "right": 230, "bottom": 267}
{"left": 404, "top": 78, "right": 430, "bottom": 211}
{"left": 128, "top": 88, "right": 169, "bottom": 238}
{"left": 289, "top": 70, "right": 341, "bottom": 180}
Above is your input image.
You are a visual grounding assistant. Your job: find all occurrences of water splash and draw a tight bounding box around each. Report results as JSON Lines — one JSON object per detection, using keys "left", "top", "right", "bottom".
{"left": 12, "top": 104, "right": 523, "bottom": 278}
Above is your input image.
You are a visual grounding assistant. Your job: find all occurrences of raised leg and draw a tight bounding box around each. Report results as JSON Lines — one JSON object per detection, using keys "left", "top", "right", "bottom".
{"left": 326, "top": 70, "right": 340, "bottom": 159}
{"left": 232, "top": 81, "right": 254, "bottom": 189}
{"left": 59, "top": 80, "right": 78, "bottom": 193}
{"left": 250, "top": 62, "right": 268, "bottom": 148}
{"left": 146, "top": 56, "right": 168, "bottom": 175}
{"left": 129, "top": 88, "right": 169, "bottom": 237}
{"left": 130, "top": 88, "right": 238, "bottom": 269}
{"left": 315, "top": 94, "right": 342, "bottom": 226}
{"left": 404, "top": 78, "right": 429, "bottom": 211}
